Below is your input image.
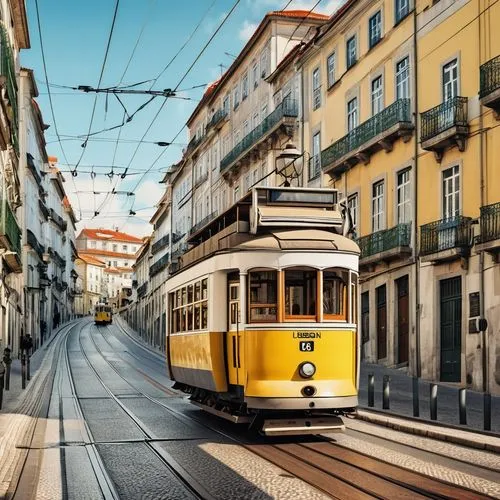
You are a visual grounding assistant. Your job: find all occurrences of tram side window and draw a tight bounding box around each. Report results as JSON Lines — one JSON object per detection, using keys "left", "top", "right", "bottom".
{"left": 284, "top": 268, "right": 317, "bottom": 317}
{"left": 249, "top": 271, "right": 277, "bottom": 322}
{"left": 323, "top": 270, "right": 347, "bottom": 320}
{"left": 170, "top": 277, "right": 209, "bottom": 333}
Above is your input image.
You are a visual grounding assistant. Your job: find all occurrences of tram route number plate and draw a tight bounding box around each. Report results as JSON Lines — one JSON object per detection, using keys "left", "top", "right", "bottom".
{"left": 299, "top": 341, "right": 314, "bottom": 352}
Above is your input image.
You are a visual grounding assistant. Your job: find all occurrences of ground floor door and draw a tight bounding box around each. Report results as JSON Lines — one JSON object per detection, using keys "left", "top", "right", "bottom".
{"left": 227, "top": 280, "right": 241, "bottom": 386}
{"left": 376, "top": 285, "right": 387, "bottom": 360}
{"left": 396, "top": 276, "right": 409, "bottom": 364}
{"left": 440, "top": 276, "right": 462, "bottom": 382}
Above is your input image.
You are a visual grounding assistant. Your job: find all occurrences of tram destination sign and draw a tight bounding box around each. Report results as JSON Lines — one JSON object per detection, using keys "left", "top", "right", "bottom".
{"left": 293, "top": 331, "right": 321, "bottom": 339}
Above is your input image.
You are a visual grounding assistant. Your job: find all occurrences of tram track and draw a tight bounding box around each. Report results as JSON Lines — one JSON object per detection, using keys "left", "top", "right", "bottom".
{"left": 86, "top": 319, "right": 500, "bottom": 499}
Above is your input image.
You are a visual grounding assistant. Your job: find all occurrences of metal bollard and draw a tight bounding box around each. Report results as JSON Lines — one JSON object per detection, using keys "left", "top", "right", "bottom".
{"left": 484, "top": 393, "right": 491, "bottom": 431}
{"left": 3, "top": 347, "right": 11, "bottom": 391}
{"left": 458, "top": 388, "right": 467, "bottom": 425}
{"left": 21, "top": 353, "right": 26, "bottom": 390}
{"left": 382, "top": 375, "right": 390, "bottom": 410}
{"left": 27, "top": 354, "right": 30, "bottom": 381}
{"left": 368, "top": 373, "right": 375, "bottom": 407}
{"left": 430, "top": 384, "right": 438, "bottom": 421}
{"left": 0, "top": 362, "right": 4, "bottom": 410}
{"left": 412, "top": 376, "right": 420, "bottom": 417}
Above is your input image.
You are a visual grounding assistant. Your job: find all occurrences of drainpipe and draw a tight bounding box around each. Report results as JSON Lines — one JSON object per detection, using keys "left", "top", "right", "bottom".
{"left": 413, "top": 7, "right": 421, "bottom": 379}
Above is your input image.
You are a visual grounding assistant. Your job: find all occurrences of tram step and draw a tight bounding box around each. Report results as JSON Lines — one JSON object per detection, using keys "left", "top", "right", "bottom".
{"left": 262, "top": 416, "right": 345, "bottom": 436}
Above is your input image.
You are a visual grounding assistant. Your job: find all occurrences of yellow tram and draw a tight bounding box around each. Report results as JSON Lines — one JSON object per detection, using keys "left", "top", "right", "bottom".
{"left": 94, "top": 303, "right": 113, "bottom": 325}
{"left": 165, "top": 187, "right": 360, "bottom": 435}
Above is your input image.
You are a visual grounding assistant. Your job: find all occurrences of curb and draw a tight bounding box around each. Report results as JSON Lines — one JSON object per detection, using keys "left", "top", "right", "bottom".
{"left": 356, "top": 409, "right": 500, "bottom": 454}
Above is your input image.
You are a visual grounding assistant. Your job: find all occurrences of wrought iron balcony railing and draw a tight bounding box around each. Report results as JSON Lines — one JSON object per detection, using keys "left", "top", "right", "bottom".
{"left": 137, "top": 282, "right": 148, "bottom": 297}
{"left": 420, "top": 216, "right": 472, "bottom": 256}
{"left": 49, "top": 208, "right": 67, "bottom": 232}
{"left": 190, "top": 211, "right": 217, "bottom": 236}
{"left": 151, "top": 234, "right": 169, "bottom": 254}
{"left": 321, "top": 98, "right": 412, "bottom": 169}
{"left": 149, "top": 253, "right": 169, "bottom": 277}
{"left": 480, "top": 202, "right": 500, "bottom": 244}
{"left": 480, "top": 55, "right": 500, "bottom": 99}
{"left": 39, "top": 199, "right": 50, "bottom": 220}
{"left": 358, "top": 223, "right": 411, "bottom": 260}
{"left": 0, "top": 197, "right": 21, "bottom": 256}
{"left": 420, "top": 96, "right": 468, "bottom": 143}
{"left": 186, "top": 133, "right": 204, "bottom": 154}
{"left": 27, "top": 229, "right": 45, "bottom": 260}
{"left": 27, "top": 153, "right": 43, "bottom": 186}
{"left": 172, "top": 232, "right": 185, "bottom": 244}
{"left": 220, "top": 99, "right": 298, "bottom": 173}
{"left": 206, "top": 108, "right": 227, "bottom": 131}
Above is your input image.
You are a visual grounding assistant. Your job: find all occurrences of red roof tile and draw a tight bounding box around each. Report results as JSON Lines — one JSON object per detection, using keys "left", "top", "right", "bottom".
{"left": 270, "top": 9, "right": 329, "bottom": 20}
{"left": 78, "top": 228, "right": 143, "bottom": 244}
{"left": 78, "top": 253, "right": 106, "bottom": 266}
{"left": 78, "top": 248, "right": 136, "bottom": 259}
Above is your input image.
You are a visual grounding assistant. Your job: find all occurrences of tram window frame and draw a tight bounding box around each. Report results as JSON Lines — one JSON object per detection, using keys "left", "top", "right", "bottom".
{"left": 283, "top": 268, "right": 318, "bottom": 320}
{"left": 170, "top": 277, "right": 209, "bottom": 333}
{"left": 322, "top": 269, "right": 348, "bottom": 321}
{"left": 248, "top": 270, "right": 278, "bottom": 323}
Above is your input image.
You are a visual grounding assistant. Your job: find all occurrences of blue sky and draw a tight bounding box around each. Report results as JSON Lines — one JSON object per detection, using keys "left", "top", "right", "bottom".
{"left": 22, "top": 0, "right": 342, "bottom": 237}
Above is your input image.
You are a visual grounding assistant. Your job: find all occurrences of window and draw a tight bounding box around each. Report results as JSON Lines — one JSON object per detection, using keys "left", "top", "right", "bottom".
{"left": 310, "top": 131, "right": 321, "bottom": 180}
{"left": 233, "top": 85, "right": 240, "bottom": 109}
{"left": 233, "top": 185, "right": 240, "bottom": 202}
{"left": 443, "top": 58, "right": 458, "bottom": 101}
{"left": 348, "top": 193, "right": 358, "bottom": 232}
{"left": 312, "top": 68, "right": 321, "bottom": 110}
{"left": 252, "top": 63, "right": 259, "bottom": 88}
{"left": 442, "top": 165, "right": 460, "bottom": 219}
{"left": 397, "top": 169, "right": 411, "bottom": 224}
{"left": 90, "top": 241, "right": 96, "bottom": 249}
{"left": 260, "top": 47, "right": 269, "bottom": 78}
{"left": 327, "top": 52, "right": 336, "bottom": 87}
{"left": 395, "top": 0, "right": 410, "bottom": 24}
{"left": 369, "top": 11, "right": 382, "bottom": 48}
{"left": 347, "top": 97, "right": 358, "bottom": 132}
{"left": 243, "top": 120, "right": 250, "bottom": 137}
{"left": 361, "top": 292, "right": 369, "bottom": 343}
{"left": 242, "top": 72, "right": 249, "bottom": 99}
{"left": 323, "top": 270, "right": 347, "bottom": 320}
{"left": 101, "top": 241, "right": 107, "bottom": 250}
{"left": 371, "top": 76, "right": 383, "bottom": 115}
{"left": 372, "top": 180, "right": 385, "bottom": 232}
{"left": 132, "top": 246, "right": 137, "bottom": 253}
{"left": 284, "top": 269, "right": 317, "bottom": 317}
{"left": 249, "top": 270, "right": 277, "bottom": 322}
{"left": 396, "top": 57, "right": 410, "bottom": 100}
{"left": 170, "top": 278, "right": 208, "bottom": 333}
{"left": 252, "top": 112, "right": 259, "bottom": 128}
{"left": 346, "top": 35, "right": 357, "bottom": 69}
{"left": 261, "top": 101, "right": 268, "bottom": 118}
{"left": 113, "top": 260, "right": 118, "bottom": 266}
{"left": 122, "top": 245, "right": 127, "bottom": 252}
{"left": 223, "top": 94, "right": 230, "bottom": 114}
{"left": 112, "top": 244, "right": 118, "bottom": 252}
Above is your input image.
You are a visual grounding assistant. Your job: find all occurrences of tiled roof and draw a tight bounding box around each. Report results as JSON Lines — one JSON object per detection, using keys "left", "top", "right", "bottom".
{"left": 79, "top": 248, "right": 136, "bottom": 259}
{"left": 78, "top": 228, "right": 143, "bottom": 243}
{"left": 270, "top": 9, "right": 329, "bottom": 20}
{"left": 78, "top": 253, "right": 106, "bottom": 267}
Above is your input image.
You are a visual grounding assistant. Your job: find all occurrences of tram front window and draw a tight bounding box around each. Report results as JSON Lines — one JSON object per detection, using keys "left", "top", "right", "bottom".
{"left": 284, "top": 269, "right": 317, "bottom": 317}
{"left": 249, "top": 270, "right": 277, "bottom": 322}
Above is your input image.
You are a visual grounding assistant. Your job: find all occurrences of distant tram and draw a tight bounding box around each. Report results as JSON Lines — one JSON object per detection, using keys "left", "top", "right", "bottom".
{"left": 94, "top": 303, "right": 113, "bottom": 325}
{"left": 165, "top": 187, "right": 360, "bottom": 436}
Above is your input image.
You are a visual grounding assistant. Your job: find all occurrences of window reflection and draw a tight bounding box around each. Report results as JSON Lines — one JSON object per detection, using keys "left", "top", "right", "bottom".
{"left": 284, "top": 269, "right": 317, "bottom": 317}
{"left": 323, "top": 270, "right": 347, "bottom": 319}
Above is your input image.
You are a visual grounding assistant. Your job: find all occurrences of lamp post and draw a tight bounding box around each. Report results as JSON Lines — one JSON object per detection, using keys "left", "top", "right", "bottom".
{"left": 275, "top": 143, "right": 302, "bottom": 187}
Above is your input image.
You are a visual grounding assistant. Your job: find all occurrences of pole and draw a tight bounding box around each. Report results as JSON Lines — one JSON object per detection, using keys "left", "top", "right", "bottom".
{"left": 21, "top": 351, "right": 26, "bottom": 390}
{"left": 430, "top": 383, "right": 438, "bottom": 421}
{"left": 412, "top": 376, "right": 420, "bottom": 417}
{"left": 382, "top": 375, "right": 390, "bottom": 410}
{"left": 3, "top": 347, "right": 11, "bottom": 390}
{"left": 458, "top": 388, "right": 467, "bottom": 425}
{"left": 484, "top": 393, "right": 491, "bottom": 431}
{"left": 368, "top": 373, "right": 375, "bottom": 407}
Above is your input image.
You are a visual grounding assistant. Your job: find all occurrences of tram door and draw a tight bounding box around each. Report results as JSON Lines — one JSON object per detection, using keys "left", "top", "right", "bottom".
{"left": 227, "top": 281, "right": 242, "bottom": 386}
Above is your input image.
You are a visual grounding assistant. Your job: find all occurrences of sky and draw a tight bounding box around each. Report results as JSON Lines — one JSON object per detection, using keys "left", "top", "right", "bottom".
{"left": 22, "top": 0, "right": 345, "bottom": 238}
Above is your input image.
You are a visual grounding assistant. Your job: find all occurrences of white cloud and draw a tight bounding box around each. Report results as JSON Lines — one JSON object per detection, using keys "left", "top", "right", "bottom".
{"left": 239, "top": 20, "right": 259, "bottom": 42}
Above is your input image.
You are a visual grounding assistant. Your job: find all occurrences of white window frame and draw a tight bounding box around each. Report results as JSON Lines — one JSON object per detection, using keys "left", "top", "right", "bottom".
{"left": 348, "top": 193, "right": 359, "bottom": 232}
{"left": 223, "top": 94, "right": 230, "bottom": 114}
{"left": 242, "top": 72, "right": 249, "bottom": 99}
{"left": 372, "top": 181, "right": 385, "bottom": 232}
{"left": 371, "top": 76, "right": 383, "bottom": 115}
{"left": 395, "top": 0, "right": 410, "bottom": 24}
{"left": 233, "top": 85, "right": 240, "bottom": 109}
{"left": 312, "top": 68, "right": 321, "bottom": 110}
{"left": 310, "top": 131, "right": 321, "bottom": 180}
{"left": 327, "top": 52, "right": 336, "bottom": 88}
{"left": 252, "top": 62, "right": 259, "bottom": 89}
{"left": 347, "top": 97, "right": 358, "bottom": 132}
{"left": 369, "top": 11, "right": 382, "bottom": 48}
{"left": 442, "top": 165, "right": 460, "bottom": 219}
{"left": 442, "top": 58, "right": 458, "bottom": 102}
{"left": 346, "top": 35, "right": 357, "bottom": 69}
{"left": 396, "top": 57, "right": 410, "bottom": 100}
{"left": 396, "top": 168, "right": 411, "bottom": 224}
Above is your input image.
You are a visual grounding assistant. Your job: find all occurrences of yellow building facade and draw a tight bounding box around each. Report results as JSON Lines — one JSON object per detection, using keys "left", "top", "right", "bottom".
{"left": 298, "top": 0, "right": 500, "bottom": 394}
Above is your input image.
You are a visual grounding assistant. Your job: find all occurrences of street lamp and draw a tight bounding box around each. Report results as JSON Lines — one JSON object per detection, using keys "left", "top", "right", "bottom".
{"left": 275, "top": 143, "right": 302, "bottom": 187}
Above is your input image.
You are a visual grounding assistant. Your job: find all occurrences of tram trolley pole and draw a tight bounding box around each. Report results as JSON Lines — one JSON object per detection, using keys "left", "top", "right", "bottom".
{"left": 382, "top": 375, "right": 390, "bottom": 410}
{"left": 3, "top": 347, "right": 11, "bottom": 390}
{"left": 458, "top": 388, "right": 467, "bottom": 426}
{"left": 368, "top": 373, "right": 375, "bottom": 408}
{"left": 430, "top": 383, "right": 438, "bottom": 421}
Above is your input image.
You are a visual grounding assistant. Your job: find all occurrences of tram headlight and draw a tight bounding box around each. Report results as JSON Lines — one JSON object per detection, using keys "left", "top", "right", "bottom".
{"left": 299, "top": 362, "right": 316, "bottom": 378}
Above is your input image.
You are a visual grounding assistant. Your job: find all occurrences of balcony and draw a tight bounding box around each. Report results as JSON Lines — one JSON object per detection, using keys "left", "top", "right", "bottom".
{"left": 476, "top": 202, "right": 500, "bottom": 255}
{"left": 420, "top": 97, "right": 469, "bottom": 162}
{"left": 0, "top": 197, "right": 21, "bottom": 272}
{"left": 27, "top": 153, "right": 43, "bottom": 187}
{"left": 186, "top": 133, "right": 204, "bottom": 157}
{"left": 321, "top": 99, "right": 413, "bottom": 177}
{"left": 27, "top": 229, "right": 45, "bottom": 260}
{"left": 220, "top": 99, "right": 298, "bottom": 174}
{"left": 49, "top": 208, "right": 67, "bottom": 232}
{"left": 420, "top": 216, "right": 473, "bottom": 263}
{"left": 206, "top": 108, "right": 228, "bottom": 132}
{"left": 190, "top": 212, "right": 217, "bottom": 237}
{"left": 193, "top": 171, "right": 208, "bottom": 190}
{"left": 151, "top": 234, "right": 170, "bottom": 254}
{"left": 39, "top": 199, "right": 50, "bottom": 220}
{"left": 172, "top": 232, "right": 185, "bottom": 244}
{"left": 358, "top": 223, "right": 412, "bottom": 269}
{"left": 137, "top": 282, "right": 148, "bottom": 298}
{"left": 479, "top": 55, "right": 500, "bottom": 117}
{"left": 149, "top": 253, "right": 169, "bottom": 277}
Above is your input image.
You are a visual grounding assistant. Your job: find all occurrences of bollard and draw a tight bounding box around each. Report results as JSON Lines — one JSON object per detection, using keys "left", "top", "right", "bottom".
{"left": 484, "top": 393, "right": 491, "bottom": 431}
{"left": 3, "top": 347, "right": 11, "bottom": 390}
{"left": 27, "top": 353, "right": 31, "bottom": 381}
{"left": 21, "top": 353, "right": 26, "bottom": 390}
{"left": 368, "top": 373, "right": 375, "bottom": 407}
{"left": 430, "top": 383, "right": 438, "bottom": 421}
{"left": 412, "top": 376, "right": 420, "bottom": 417}
{"left": 458, "top": 388, "right": 467, "bottom": 425}
{"left": 0, "top": 362, "right": 4, "bottom": 410}
{"left": 382, "top": 375, "right": 390, "bottom": 410}
{"left": 26, "top": 335, "right": 32, "bottom": 381}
